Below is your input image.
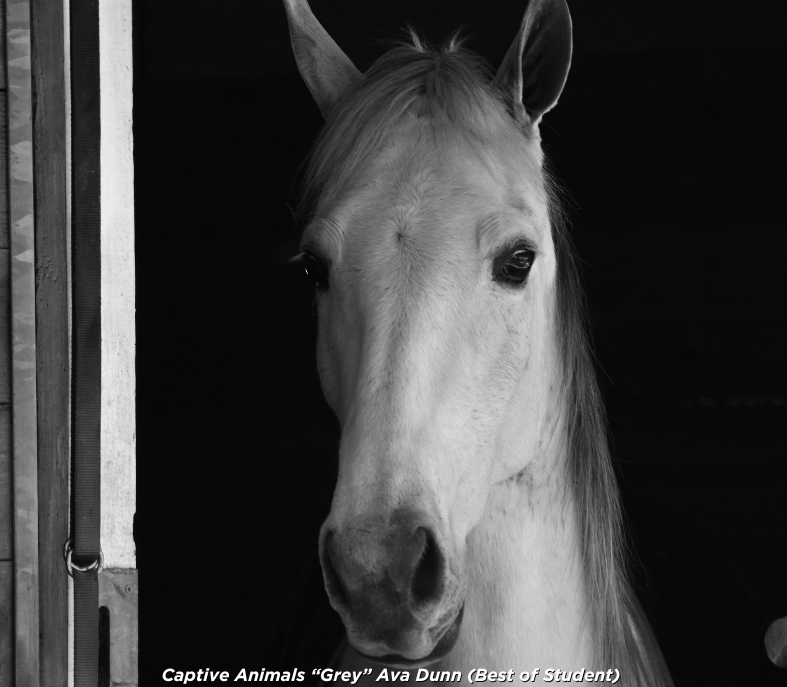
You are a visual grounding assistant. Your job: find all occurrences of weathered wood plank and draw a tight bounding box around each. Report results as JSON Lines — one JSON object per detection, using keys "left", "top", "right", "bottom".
{"left": 0, "top": 5, "right": 6, "bottom": 90}
{"left": 0, "top": 250, "right": 8, "bottom": 403}
{"left": 31, "top": 0, "right": 70, "bottom": 682}
{"left": 0, "top": 561, "right": 13, "bottom": 685}
{"left": 0, "top": 406, "right": 10, "bottom": 559}
{"left": 100, "top": 0, "right": 136, "bottom": 570}
{"left": 7, "top": 0, "right": 40, "bottom": 684}
{"left": 0, "top": 98, "right": 8, "bottom": 249}
{"left": 99, "top": 569, "right": 139, "bottom": 684}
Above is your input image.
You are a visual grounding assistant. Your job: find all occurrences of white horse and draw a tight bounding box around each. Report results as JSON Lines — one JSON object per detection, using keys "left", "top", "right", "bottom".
{"left": 283, "top": 0, "right": 673, "bottom": 684}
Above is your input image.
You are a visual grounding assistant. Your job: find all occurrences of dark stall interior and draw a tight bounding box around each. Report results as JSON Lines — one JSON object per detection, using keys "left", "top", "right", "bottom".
{"left": 133, "top": 0, "right": 786, "bottom": 683}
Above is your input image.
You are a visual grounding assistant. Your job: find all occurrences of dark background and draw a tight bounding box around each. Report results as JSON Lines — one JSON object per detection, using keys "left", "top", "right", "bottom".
{"left": 133, "top": 0, "right": 786, "bottom": 683}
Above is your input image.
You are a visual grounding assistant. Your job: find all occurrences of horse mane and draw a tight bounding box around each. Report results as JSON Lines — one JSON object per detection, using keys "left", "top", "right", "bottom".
{"left": 298, "top": 36, "right": 672, "bottom": 687}
{"left": 551, "top": 200, "right": 671, "bottom": 685}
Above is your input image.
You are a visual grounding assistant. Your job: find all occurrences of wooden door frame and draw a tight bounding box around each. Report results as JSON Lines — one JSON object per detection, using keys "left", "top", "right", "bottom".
{"left": 14, "top": 0, "right": 136, "bottom": 682}
{"left": 30, "top": 0, "right": 70, "bottom": 683}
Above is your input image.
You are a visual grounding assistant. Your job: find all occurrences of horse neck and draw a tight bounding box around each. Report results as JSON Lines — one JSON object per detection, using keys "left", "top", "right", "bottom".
{"left": 437, "top": 423, "right": 595, "bottom": 673}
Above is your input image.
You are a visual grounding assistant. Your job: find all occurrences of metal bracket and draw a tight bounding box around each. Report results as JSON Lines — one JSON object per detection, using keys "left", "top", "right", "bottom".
{"left": 64, "top": 539, "right": 104, "bottom": 577}
{"left": 99, "top": 568, "right": 139, "bottom": 686}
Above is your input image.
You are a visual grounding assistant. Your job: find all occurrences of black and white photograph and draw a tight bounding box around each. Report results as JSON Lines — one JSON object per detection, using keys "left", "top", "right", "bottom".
{"left": 1, "top": 0, "right": 784, "bottom": 685}
{"left": 135, "top": 0, "right": 786, "bottom": 683}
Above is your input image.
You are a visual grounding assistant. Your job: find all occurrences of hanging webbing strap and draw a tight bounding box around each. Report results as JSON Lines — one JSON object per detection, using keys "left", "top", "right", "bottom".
{"left": 70, "top": 0, "right": 102, "bottom": 684}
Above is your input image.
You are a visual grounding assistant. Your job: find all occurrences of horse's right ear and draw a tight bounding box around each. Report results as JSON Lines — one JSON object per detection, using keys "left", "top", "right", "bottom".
{"left": 283, "top": 0, "right": 363, "bottom": 118}
{"left": 493, "top": 0, "right": 572, "bottom": 128}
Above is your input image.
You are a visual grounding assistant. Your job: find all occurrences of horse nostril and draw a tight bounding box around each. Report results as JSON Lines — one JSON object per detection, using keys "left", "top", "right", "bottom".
{"left": 321, "top": 532, "right": 349, "bottom": 609}
{"left": 410, "top": 527, "right": 444, "bottom": 608}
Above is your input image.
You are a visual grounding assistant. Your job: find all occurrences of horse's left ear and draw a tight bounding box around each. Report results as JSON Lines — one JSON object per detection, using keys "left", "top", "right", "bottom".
{"left": 283, "top": 0, "right": 363, "bottom": 118}
{"left": 494, "top": 0, "right": 572, "bottom": 128}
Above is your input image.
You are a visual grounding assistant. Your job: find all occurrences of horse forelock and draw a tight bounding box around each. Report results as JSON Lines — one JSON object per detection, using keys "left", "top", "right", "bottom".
{"left": 299, "top": 37, "right": 536, "bottom": 222}
{"left": 299, "top": 33, "right": 671, "bottom": 685}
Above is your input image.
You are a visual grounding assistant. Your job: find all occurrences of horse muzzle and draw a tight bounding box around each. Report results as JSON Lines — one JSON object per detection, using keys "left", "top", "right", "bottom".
{"left": 319, "top": 511, "right": 463, "bottom": 665}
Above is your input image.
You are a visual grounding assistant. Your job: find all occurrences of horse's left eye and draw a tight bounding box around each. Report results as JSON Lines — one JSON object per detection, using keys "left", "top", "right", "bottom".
{"left": 496, "top": 248, "right": 535, "bottom": 286}
{"left": 300, "top": 251, "right": 329, "bottom": 289}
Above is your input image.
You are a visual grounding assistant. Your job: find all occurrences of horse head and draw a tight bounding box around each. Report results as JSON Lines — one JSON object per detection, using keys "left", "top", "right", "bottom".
{"left": 284, "top": 0, "right": 575, "bottom": 667}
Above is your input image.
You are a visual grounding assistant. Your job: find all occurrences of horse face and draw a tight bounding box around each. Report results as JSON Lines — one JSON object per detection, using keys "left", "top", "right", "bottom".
{"left": 284, "top": 0, "right": 572, "bottom": 665}
{"left": 303, "top": 124, "right": 561, "bottom": 664}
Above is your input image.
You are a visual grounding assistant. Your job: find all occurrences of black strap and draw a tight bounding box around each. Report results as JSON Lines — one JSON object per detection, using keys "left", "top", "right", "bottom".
{"left": 70, "top": 0, "right": 102, "bottom": 684}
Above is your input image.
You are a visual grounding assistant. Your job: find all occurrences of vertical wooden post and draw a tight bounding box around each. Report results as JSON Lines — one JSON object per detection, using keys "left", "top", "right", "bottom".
{"left": 30, "top": 0, "right": 70, "bottom": 682}
{"left": 0, "top": 5, "right": 14, "bottom": 680}
{"left": 6, "top": 0, "right": 40, "bottom": 685}
{"left": 98, "top": 2, "right": 137, "bottom": 678}
{"left": 99, "top": 0, "right": 135, "bottom": 573}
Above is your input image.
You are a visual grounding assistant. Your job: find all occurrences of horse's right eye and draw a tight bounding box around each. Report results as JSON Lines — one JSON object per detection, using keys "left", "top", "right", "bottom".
{"left": 301, "top": 251, "right": 329, "bottom": 289}
{"left": 493, "top": 246, "right": 535, "bottom": 287}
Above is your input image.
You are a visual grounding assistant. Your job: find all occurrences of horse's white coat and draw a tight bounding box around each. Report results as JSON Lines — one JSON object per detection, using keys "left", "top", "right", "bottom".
{"left": 310, "top": 117, "right": 592, "bottom": 679}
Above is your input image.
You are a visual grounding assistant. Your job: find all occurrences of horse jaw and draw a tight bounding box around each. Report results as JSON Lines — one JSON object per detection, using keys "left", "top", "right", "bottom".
{"left": 436, "top": 414, "right": 596, "bottom": 672}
